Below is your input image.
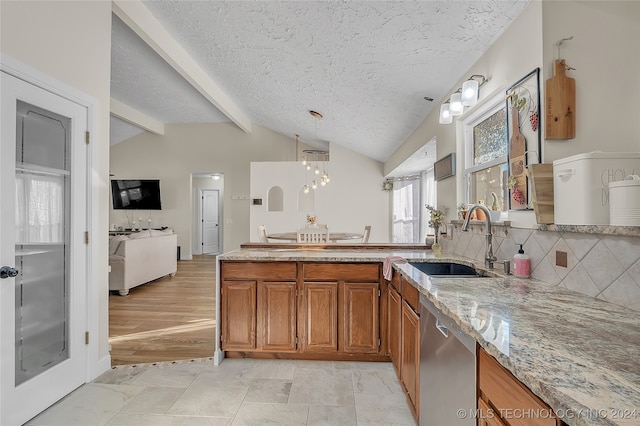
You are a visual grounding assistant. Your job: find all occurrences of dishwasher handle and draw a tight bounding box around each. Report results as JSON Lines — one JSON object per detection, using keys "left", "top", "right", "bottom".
{"left": 435, "top": 319, "right": 448, "bottom": 337}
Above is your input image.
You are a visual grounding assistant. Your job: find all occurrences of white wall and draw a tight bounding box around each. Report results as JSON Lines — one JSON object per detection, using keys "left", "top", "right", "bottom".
{"left": 250, "top": 143, "right": 390, "bottom": 243}
{"left": 541, "top": 0, "right": 640, "bottom": 162}
{"left": 110, "top": 122, "right": 315, "bottom": 255}
{"left": 385, "top": 1, "right": 640, "bottom": 228}
{"left": 1, "top": 1, "right": 112, "bottom": 368}
{"left": 385, "top": 2, "right": 544, "bottom": 227}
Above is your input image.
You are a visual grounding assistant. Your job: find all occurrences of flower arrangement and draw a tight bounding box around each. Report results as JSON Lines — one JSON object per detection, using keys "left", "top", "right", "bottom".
{"left": 425, "top": 204, "right": 446, "bottom": 229}
{"left": 306, "top": 214, "right": 317, "bottom": 225}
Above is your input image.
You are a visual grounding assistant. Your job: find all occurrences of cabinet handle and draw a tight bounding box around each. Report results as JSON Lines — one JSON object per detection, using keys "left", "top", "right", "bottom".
{"left": 435, "top": 319, "right": 448, "bottom": 337}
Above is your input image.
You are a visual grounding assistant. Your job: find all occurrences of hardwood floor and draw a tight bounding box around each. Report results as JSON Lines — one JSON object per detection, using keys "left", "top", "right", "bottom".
{"left": 109, "top": 255, "right": 217, "bottom": 365}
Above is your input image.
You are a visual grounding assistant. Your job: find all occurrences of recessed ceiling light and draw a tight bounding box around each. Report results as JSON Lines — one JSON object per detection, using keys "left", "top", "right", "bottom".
{"left": 424, "top": 97, "right": 434, "bottom": 102}
{"left": 309, "top": 110, "right": 323, "bottom": 119}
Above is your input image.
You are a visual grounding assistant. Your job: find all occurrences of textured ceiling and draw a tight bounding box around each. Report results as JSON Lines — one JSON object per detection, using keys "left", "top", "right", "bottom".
{"left": 111, "top": 1, "right": 529, "bottom": 161}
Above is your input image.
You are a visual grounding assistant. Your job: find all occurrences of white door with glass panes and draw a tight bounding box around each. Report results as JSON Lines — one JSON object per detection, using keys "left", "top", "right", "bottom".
{"left": 0, "top": 72, "right": 88, "bottom": 425}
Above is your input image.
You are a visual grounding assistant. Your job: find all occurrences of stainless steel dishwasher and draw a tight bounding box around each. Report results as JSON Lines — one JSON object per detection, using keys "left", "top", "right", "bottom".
{"left": 419, "top": 293, "right": 476, "bottom": 425}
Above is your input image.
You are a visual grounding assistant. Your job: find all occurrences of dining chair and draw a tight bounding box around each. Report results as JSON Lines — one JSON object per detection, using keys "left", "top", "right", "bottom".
{"left": 297, "top": 227, "right": 329, "bottom": 243}
{"left": 257, "top": 225, "right": 269, "bottom": 243}
{"left": 362, "top": 225, "right": 371, "bottom": 243}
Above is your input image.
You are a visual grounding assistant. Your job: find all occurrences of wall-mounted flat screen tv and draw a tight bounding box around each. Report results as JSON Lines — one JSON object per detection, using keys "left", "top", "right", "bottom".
{"left": 111, "top": 179, "right": 162, "bottom": 210}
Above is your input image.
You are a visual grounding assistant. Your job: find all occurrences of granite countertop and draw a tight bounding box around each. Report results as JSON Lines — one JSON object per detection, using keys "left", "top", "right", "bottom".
{"left": 218, "top": 247, "right": 640, "bottom": 426}
{"left": 217, "top": 247, "right": 436, "bottom": 262}
{"left": 395, "top": 261, "right": 640, "bottom": 426}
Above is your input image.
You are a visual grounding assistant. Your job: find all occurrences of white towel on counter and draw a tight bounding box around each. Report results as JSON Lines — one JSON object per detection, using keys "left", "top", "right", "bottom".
{"left": 383, "top": 256, "right": 407, "bottom": 280}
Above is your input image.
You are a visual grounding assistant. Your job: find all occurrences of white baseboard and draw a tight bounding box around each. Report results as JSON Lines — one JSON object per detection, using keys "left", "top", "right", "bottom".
{"left": 213, "top": 349, "right": 225, "bottom": 366}
{"left": 91, "top": 354, "right": 112, "bottom": 381}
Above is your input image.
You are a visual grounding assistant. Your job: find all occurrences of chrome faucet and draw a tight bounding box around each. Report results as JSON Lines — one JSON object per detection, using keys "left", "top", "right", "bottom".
{"left": 462, "top": 204, "right": 497, "bottom": 269}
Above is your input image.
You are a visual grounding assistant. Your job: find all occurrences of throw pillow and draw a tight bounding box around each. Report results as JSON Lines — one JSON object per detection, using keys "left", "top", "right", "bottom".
{"left": 109, "top": 235, "right": 129, "bottom": 254}
{"left": 128, "top": 230, "right": 151, "bottom": 239}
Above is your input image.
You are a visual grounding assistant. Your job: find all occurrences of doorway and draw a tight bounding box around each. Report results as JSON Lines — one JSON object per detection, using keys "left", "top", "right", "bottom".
{"left": 1, "top": 71, "right": 89, "bottom": 425}
{"left": 200, "top": 189, "right": 221, "bottom": 254}
{"left": 192, "top": 174, "right": 223, "bottom": 256}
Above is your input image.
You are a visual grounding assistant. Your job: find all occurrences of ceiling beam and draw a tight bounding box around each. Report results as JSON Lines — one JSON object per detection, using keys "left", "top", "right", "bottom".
{"left": 111, "top": 98, "right": 165, "bottom": 135}
{"left": 112, "top": 0, "right": 252, "bottom": 134}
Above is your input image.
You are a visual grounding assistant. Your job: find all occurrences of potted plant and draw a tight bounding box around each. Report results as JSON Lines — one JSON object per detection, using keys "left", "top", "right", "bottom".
{"left": 457, "top": 203, "right": 468, "bottom": 220}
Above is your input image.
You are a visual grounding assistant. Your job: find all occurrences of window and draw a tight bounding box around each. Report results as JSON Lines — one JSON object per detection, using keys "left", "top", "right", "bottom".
{"left": 391, "top": 176, "right": 421, "bottom": 243}
{"left": 463, "top": 93, "right": 508, "bottom": 212}
{"left": 391, "top": 168, "right": 437, "bottom": 243}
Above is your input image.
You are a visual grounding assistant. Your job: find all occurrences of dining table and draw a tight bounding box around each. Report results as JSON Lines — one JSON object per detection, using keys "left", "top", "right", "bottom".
{"left": 266, "top": 231, "right": 363, "bottom": 243}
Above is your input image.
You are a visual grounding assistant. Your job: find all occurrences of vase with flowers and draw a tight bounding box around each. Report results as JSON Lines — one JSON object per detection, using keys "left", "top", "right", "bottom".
{"left": 306, "top": 214, "right": 317, "bottom": 228}
{"left": 426, "top": 204, "right": 446, "bottom": 254}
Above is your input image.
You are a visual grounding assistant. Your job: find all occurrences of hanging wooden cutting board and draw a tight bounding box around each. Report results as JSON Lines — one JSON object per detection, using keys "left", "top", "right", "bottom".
{"left": 509, "top": 106, "right": 527, "bottom": 209}
{"left": 545, "top": 59, "right": 575, "bottom": 139}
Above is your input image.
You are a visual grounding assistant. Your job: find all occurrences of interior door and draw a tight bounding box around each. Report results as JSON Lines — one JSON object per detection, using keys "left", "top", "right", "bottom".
{"left": 201, "top": 189, "right": 219, "bottom": 254}
{"left": 1, "top": 72, "right": 88, "bottom": 425}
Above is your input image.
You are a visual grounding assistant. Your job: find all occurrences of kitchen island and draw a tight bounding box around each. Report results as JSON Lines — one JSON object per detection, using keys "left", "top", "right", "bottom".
{"left": 216, "top": 245, "right": 640, "bottom": 426}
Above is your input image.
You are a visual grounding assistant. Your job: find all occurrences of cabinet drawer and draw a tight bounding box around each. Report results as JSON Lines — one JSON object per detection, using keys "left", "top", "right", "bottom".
{"left": 479, "top": 349, "right": 556, "bottom": 426}
{"left": 401, "top": 277, "right": 419, "bottom": 313}
{"left": 303, "top": 263, "right": 379, "bottom": 281}
{"left": 222, "top": 262, "right": 297, "bottom": 280}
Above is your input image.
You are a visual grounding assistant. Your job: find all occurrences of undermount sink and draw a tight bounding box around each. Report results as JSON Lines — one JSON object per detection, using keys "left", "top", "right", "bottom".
{"left": 409, "top": 262, "right": 488, "bottom": 278}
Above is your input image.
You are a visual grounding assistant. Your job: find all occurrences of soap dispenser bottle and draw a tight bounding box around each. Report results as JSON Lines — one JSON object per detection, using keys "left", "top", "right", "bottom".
{"left": 513, "top": 244, "right": 530, "bottom": 278}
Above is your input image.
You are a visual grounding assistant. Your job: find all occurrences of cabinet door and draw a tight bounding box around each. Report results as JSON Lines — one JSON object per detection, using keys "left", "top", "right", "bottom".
{"left": 221, "top": 281, "right": 256, "bottom": 350}
{"left": 401, "top": 300, "right": 420, "bottom": 416}
{"left": 259, "top": 281, "right": 297, "bottom": 352}
{"left": 478, "top": 398, "right": 506, "bottom": 426}
{"left": 388, "top": 285, "right": 402, "bottom": 376}
{"left": 342, "top": 282, "right": 380, "bottom": 353}
{"left": 300, "top": 282, "right": 338, "bottom": 352}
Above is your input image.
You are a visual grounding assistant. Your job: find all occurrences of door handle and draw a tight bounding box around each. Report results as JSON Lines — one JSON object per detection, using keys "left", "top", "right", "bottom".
{"left": 0, "top": 266, "right": 19, "bottom": 279}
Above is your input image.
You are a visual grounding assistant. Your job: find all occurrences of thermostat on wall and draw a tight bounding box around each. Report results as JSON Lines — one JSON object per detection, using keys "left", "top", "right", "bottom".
{"left": 252, "top": 198, "right": 263, "bottom": 205}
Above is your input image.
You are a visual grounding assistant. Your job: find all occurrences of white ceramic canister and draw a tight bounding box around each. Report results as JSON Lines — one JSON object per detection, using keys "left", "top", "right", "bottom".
{"left": 609, "top": 175, "right": 640, "bottom": 226}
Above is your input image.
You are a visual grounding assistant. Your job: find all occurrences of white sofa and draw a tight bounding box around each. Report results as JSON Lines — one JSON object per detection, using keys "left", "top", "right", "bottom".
{"left": 109, "top": 229, "right": 178, "bottom": 295}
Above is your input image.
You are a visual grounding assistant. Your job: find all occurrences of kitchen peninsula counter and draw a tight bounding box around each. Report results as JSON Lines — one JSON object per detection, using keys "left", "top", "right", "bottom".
{"left": 216, "top": 246, "right": 640, "bottom": 426}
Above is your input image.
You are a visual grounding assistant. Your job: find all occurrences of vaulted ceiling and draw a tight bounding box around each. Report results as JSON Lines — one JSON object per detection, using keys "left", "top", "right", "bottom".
{"left": 110, "top": 0, "right": 530, "bottom": 163}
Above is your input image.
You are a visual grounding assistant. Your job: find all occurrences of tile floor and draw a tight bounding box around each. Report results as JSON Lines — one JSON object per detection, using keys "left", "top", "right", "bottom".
{"left": 27, "top": 358, "right": 417, "bottom": 425}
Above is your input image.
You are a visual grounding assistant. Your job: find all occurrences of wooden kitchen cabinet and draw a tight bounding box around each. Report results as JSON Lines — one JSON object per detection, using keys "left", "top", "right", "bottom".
{"left": 220, "top": 262, "right": 297, "bottom": 352}
{"left": 386, "top": 269, "right": 420, "bottom": 421}
{"left": 259, "top": 281, "right": 297, "bottom": 352}
{"left": 220, "top": 280, "right": 256, "bottom": 350}
{"left": 221, "top": 260, "right": 385, "bottom": 359}
{"left": 387, "top": 283, "right": 402, "bottom": 377}
{"left": 300, "top": 282, "right": 338, "bottom": 352}
{"left": 302, "top": 262, "right": 381, "bottom": 355}
{"left": 401, "top": 299, "right": 420, "bottom": 418}
{"left": 478, "top": 347, "right": 560, "bottom": 426}
{"left": 478, "top": 398, "right": 506, "bottom": 426}
{"left": 342, "top": 282, "right": 379, "bottom": 353}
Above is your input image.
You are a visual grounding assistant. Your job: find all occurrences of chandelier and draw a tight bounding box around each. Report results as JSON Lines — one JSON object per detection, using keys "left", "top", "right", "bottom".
{"left": 302, "top": 149, "right": 330, "bottom": 193}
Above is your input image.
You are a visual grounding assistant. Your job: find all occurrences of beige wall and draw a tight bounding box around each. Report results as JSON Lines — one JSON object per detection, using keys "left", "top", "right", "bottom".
{"left": 385, "top": 0, "right": 640, "bottom": 228}
{"left": 1, "top": 1, "right": 112, "bottom": 368}
{"left": 250, "top": 143, "right": 390, "bottom": 243}
{"left": 541, "top": 0, "right": 640, "bottom": 161}
{"left": 110, "top": 122, "right": 306, "bottom": 255}
{"left": 384, "top": 2, "right": 544, "bottom": 225}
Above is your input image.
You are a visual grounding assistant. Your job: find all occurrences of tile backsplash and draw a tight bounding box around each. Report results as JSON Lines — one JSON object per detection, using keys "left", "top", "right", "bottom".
{"left": 441, "top": 223, "right": 640, "bottom": 312}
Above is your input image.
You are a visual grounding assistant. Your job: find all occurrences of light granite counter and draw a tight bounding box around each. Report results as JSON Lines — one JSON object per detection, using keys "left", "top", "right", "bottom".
{"left": 217, "top": 248, "right": 640, "bottom": 426}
